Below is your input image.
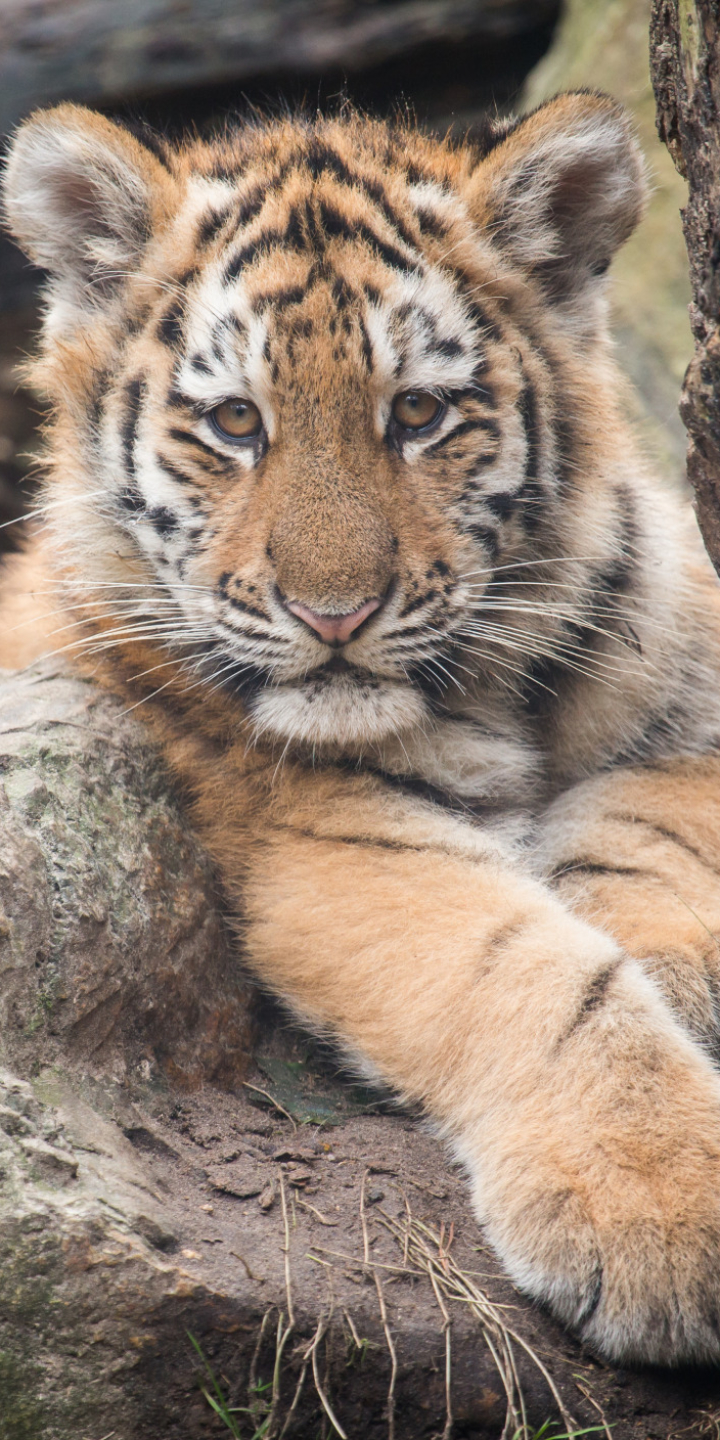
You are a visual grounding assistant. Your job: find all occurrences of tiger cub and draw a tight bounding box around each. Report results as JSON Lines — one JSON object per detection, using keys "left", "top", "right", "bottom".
{"left": 5, "top": 92, "right": 720, "bottom": 1365}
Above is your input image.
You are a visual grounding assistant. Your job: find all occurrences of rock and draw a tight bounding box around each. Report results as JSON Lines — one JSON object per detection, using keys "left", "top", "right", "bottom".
{"left": 0, "top": 659, "right": 255, "bottom": 1088}
{"left": 0, "top": 1063, "right": 717, "bottom": 1438}
{"left": 0, "top": 0, "right": 559, "bottom": 140}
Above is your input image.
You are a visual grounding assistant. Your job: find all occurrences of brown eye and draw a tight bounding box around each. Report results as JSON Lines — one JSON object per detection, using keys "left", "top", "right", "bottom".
{"left": 392, "top": 390, "right": 444, "bottom": 432}
{"left": 210, "top": 398, "right": 263, "bottom": 440}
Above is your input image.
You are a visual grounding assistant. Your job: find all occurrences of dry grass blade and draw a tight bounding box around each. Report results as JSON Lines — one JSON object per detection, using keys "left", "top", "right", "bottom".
{"left": 362, "top": 1171, "right": 398, "bottom": 1440}
{"left": 263, "top": 1175, "right": 297, "bottom": 1438}
{"left": 301, "top": 1314, "right": 348, "bottom": 1440}
{"left": 427, "top": 1265, "right": 453, "bottom": 1440}
{"left": 248, "top": 1308, "right": 274, "bottom": 1404}
{"left": 378, "top": 1209, "right": 578, "bottom": 1440}
{"left": 242, "top": 1081, "right": 298, "bottom": 1130}
{"left": 574, "top": 1378, "right": 613, "bottom": 1440}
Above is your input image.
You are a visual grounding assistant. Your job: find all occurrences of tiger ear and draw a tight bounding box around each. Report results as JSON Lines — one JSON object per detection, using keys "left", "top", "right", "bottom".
{"left": 467, "top": 92, "right": 647, "bottom": 315}
{"left": 3, "top": 104, "right": 173, "bottom": 317}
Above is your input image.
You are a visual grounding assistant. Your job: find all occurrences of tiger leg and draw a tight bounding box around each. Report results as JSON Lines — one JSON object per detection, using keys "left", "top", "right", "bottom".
{"left": 177, "top": 741, "right": 720, "bottom": 1364}
{"left": 541, "top": 754, "right": 720, "bottom": 1054}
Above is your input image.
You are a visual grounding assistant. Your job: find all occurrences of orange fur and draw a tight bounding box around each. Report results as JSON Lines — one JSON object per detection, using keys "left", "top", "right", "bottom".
{"left": 4, "top": 93, "right": 720, "bottom": 1363}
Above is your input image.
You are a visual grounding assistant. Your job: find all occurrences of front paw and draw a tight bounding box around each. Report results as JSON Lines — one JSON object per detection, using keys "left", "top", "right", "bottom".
{"left": 481, "top": 1170, "right": 720, "bottom": 1364}
{"left": 469, "top": 1002, "right": 720, "bottom": 1363}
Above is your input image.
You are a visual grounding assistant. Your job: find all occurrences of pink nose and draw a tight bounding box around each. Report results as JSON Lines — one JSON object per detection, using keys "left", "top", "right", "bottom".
{"left": 285, "top": 596, "right": 382, "bottom": 645}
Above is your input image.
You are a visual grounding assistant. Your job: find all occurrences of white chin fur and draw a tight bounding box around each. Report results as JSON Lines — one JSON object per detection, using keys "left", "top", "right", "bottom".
{"left": 250, "top": 676, "right": 428, "bottom": 748}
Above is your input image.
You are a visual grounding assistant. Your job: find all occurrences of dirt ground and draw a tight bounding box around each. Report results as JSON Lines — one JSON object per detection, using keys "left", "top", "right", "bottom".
{"left": 77, "top": 1007, "right": 720, "bottom": 1440}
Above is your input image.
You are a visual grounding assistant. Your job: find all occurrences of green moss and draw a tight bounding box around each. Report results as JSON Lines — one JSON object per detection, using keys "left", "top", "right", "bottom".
{"left": 0, "top": 1351, "right": 49, "bottom": 1440}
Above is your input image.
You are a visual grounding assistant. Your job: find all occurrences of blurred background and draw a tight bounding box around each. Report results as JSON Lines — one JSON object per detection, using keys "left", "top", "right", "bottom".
{"left": 0, "top": 0, "right": 691, "bottom": 552}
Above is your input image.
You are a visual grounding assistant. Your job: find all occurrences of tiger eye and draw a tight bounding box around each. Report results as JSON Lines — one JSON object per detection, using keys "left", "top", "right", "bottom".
{"left": 391, "top": 390, "right": 444, "bottom": 432}
{"left": 211, "top": 398, "right": 263, "bottom": 440}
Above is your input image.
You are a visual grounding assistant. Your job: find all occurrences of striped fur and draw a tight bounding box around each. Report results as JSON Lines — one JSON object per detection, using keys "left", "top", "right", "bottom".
{"left": 5, "top": 94, "right": 720, "bottom": 1364}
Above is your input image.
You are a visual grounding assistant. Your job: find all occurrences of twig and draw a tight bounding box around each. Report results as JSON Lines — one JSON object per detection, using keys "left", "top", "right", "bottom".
{"left": 230, "top": 1249, "right": 263, "bottom": 1283}
{"left": 305, "top": 1315, "right": 348, "bottom": 1439}
{"left": 378, "top": 1208, "right": 577, "bottom": 1440}
{"left": 575, "top": 1378, "right": 613, "bottom": 1440}
{"left": 248, "top": 1308, "right": 273, "bottom": 1403}
{"left": 308, "top": 1244, "right": 424, "bottom": 1277}
{"left": 427, "top": 1268, "right": 453, "bottom": 1440}
{"left": 360, "top": 1167, "right": 372, "bottom": 1268}
{"left": 295, "top": 1197, "right": 339, "bottom": 1226}
{"left": 264, "top": 1175, "right": 297, "bottom": 1437}
{"left": 276, "top": 1346, "right": 310, "bottom": 1440}
{"left": 362, "top": 1170, "right": 397, "bottom": 1440}
{"left": 343, "top": 1309, "right": 362, "bottom": 1350}
{"left": 279, "top": 1172, "right": 296, "bottom": 1328}
{"left": 242, "top": 1081, "right": 298, "bottom": 1130}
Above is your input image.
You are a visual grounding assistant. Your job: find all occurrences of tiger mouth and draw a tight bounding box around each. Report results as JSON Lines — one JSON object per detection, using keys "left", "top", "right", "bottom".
{"left": 215, "top": 653, "right": 382, "bottom": 704}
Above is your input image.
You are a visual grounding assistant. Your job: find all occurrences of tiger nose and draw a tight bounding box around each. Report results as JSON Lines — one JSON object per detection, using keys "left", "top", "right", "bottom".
{"left": 285, "top": 596, "right": 383, "bottom": 645}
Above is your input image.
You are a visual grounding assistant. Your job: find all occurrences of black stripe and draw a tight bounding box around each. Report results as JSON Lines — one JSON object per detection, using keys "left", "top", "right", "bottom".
{"left": 607, "top": 814, "right": 712, "bottom": 869}
{"left": 516, "top": 371, "right": 544, "bottom": 531}
{"left": 593, "top": 485, "right": 640, "bottom": 599}
{"left": 166, "top": 386, "right": 205, "bottom": 416}
{"left": 305, "top": 139, "right": 355, "bottom": 186}
{"left": 197, "top": 207, "right": 232, "bottom": 246}
{"left": 226, "top": 595, "right": 272, "bottom": 621}
{"left": 415, "top": 207, "right": 449, "bottom": 239}
{"left": 423, "top": 417, "right": 500, "bottom": 459}
{"left": 121, "top": 377, "right": 143, "bottom": 476}
{"left": 551, "top": 860, "right": 648, "bottom": 881}
{"left": 304, "top": 140, "right": 420, "bottom": 253}
{"left": 155, "top": 453, "right": 195, "bottom": 487}
{"left": 168, "top": 427, "right": 220, "bottom": 461}
{"left": 122, "top": 119, "right": 174, "bottom": 173}
{"left": 467, "top": 524, "right": 500, "bottom": 557}
{"left": 157, "top": 299, "right": 185, "bottom": 348}
{"left": 484, "top": 491, "right": 517, "bottom": 521}
{"left": 469, "top": 114, "right": 522, "bottom": 162}
{"left": 363, "top": 765, "right": 476, "bottom": 818}
{"left": 285, "top": 823, "right": 437, "bottom": 856}
{"left": 148, "top": 506, "right": 178, "bottom": 538}
{"left": 236, "top": 185, "right": 268, "bottom": 228}
{"left": 460, "top": 294, "right": 505, "bottom": 348}
{"left": 254, "top": 284, "right": 307, "bottom": 311}
{"left": 360, "top": 177, "right": 420, "bottom": 254}
{"left": 317, "top": 201, "right": 419, "bottom": 272}
{"left": 560, "top": 961, "right": 622, "bottom": 1044}
{"left": 357, "top": 313, "right": 373, "bottom": 370}
{"left": 224, "top": 208, "right": 309, "bottom": 281}
{"left": 118, "top": 486, "right": 145, "bottom": 516}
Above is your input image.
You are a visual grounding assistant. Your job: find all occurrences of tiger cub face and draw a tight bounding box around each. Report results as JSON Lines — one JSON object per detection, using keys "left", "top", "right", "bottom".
{"left": 3, "top": 95, "right": 646, "bottom": 751}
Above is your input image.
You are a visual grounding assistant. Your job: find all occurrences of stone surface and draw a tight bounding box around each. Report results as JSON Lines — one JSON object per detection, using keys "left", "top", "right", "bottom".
{"left": 0, "top": 662, "right": 717, "bottom": 1433}
{"left": 2, "top": 1061, "right": 719, "bottom": 1439}
{"left": 0, "top": 0, "right": 558, "bottom": 139}
{"left": 0, "top": 660, "right": 254, "bottom": 1089}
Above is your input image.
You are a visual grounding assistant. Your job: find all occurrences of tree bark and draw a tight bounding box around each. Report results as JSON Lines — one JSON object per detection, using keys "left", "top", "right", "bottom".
{"left": 651, "top": 0, "right": 720, "bottom": 571}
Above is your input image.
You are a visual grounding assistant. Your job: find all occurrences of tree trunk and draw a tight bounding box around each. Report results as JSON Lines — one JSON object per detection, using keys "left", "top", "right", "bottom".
{"left": 651, "top": 0, "right": 720, "bottom": 571}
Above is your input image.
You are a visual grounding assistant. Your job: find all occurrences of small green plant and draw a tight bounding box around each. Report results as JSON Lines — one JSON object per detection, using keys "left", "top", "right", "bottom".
{"left": 514, "top": 1426, "right": 607, "bottom": 1440}
{"left": 344, "top": 1332, "right": 378, "bottom": 1368}
{"left": 188, "top": 1332, "right": 271, "bottom": 1439}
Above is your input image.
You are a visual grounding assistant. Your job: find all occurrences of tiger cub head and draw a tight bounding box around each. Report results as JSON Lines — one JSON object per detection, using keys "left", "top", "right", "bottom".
{"left": 3, "top": 95, "right": 646, "bottom": 752}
